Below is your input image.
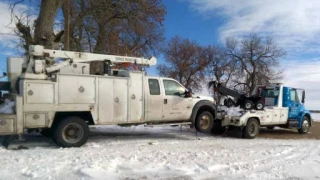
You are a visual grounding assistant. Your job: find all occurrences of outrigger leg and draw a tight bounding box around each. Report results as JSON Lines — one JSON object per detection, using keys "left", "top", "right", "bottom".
{"left": 1, "top": 135, "right": 11, "bottom": 148}
{"left": 1, "top": 135, "right": 28, "bottom": 150}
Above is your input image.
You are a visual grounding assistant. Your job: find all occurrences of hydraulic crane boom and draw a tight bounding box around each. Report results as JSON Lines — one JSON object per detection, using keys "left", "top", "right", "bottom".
{"left": 22, "top": 45, "right": 157, "bottom": 78}
{"left": 29, "top": 45, "right": 157, "bottom": 66}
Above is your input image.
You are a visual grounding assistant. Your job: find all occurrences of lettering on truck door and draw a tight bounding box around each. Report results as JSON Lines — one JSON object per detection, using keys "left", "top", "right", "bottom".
{"left": 161, "top": 79, "right": 192, "bottom": 121}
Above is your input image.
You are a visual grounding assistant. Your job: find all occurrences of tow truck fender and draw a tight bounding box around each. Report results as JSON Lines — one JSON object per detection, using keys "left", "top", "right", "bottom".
{"left": 189, "top": 100, "right": 216, "bottom": 128}
{"left": 299, "top": 111, "right": 312, "bottom": 127}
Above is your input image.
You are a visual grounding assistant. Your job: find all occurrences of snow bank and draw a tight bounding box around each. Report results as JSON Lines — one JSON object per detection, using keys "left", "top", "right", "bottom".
{"left": 0, "top": 125, "right": 319, "bottom": 180}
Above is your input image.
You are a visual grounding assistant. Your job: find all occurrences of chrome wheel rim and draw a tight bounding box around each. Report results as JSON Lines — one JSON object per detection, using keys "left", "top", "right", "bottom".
{"left": 302, "top": 120, "right": 309, "bottom": 132}
{"left": 245, "top": 103, "right": 252, "bottom": 109}
{"left": 62, "top": 123, "right": 84, "bottom": 143}
{"left": 200, "top": 115, "right": 210, "bottom": 130}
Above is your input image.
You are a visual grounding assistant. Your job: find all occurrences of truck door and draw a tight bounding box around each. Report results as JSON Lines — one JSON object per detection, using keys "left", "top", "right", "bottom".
{"left": 161, "top": 79, "right": 193, "bottom": 121}
{"left": 288, "top": 89, "right": 303, "bottom": 120}
{"left": 146, "top": 78, "right": 163, "bottom": 121}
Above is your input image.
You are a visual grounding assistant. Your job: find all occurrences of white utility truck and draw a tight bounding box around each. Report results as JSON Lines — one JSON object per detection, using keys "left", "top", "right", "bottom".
{"left": 0, "top": 45, "right": 216, "bottom": 147}
{"left": 217, "top": 84, "right": 312, "bottom": 138}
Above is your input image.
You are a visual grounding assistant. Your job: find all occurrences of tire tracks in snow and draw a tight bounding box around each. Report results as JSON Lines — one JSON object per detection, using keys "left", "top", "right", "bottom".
{"left": 196, "top": 142, "right": 319, "bottom": 180}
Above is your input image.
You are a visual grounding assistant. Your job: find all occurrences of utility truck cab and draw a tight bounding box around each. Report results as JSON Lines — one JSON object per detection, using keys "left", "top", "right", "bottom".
{"left": 220, "top": 84, "right": 312, "bottom": 138}
{"left": 0, "top": 45, "right": 216, "bottom": 148}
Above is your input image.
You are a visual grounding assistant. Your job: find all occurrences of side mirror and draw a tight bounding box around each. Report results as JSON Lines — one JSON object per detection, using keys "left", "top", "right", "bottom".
{"left": 3, "top": 72, "right": 7, "bottom": 76}
{"left": 302, "top": 90, "right": 305, "bottom": 104}
{"left": 185, "top": 88, "right": 193, "bottom": 98}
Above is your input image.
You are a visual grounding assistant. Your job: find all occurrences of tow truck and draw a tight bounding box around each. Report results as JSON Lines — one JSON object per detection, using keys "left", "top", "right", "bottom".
{"left": 216, "top": 83, "right": 312, "bottom": 138}
{"left": 0, "top": 45, "right": 216, "bottom": 148}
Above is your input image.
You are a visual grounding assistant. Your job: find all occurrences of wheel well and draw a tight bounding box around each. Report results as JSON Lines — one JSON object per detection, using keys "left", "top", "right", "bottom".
{"left": 52, "top": 111, "right": 95, "bottom": 127}
{"left": 196, "top": 105, "right": 215, "bottom": 119}
{"left": 305, "top": 114, "right": 312, "bottom": 126}
{"left": 247, "top": 117, "right": 260, "bottom": 125}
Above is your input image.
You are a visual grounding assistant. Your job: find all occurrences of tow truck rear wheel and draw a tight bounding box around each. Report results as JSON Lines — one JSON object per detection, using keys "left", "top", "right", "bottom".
{"left": 243, "top": 118, "right": 260, "bottom": 139}
{"left": 298, "top": 116, "right": 310, "bottom": 134}
{"left": 196, "top": 111, "right": 214, "bottom": 133}
{"left": 52, "top": 116, "right": 89, "bottom": 148}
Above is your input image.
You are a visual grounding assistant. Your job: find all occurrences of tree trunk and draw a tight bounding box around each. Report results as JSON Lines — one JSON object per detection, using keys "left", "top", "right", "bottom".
{"left": 34, "top": 0, "right": 62, "bottom": 48}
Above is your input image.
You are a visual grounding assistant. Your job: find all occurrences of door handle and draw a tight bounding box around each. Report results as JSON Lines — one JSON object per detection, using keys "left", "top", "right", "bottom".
{"left": 164, "top": 99, "right": 167, "bottom": 104}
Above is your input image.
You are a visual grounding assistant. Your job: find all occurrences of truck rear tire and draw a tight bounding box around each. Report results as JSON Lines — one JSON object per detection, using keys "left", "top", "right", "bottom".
{"left": 298, "top": 116, "right": 310, "bottom": 134}
{"left": 196, "top": 111, "right": 214, "bottom": 133}
{"left": 243, "top": 118, "right": 259, "bottom": 139}
{"left": 52, "top": 116, "right": 89, "bottom": 148}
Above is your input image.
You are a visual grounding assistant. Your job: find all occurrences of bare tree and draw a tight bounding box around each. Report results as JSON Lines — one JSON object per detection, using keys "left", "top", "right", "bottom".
{"left": 157, "top": 36, "right": 210, "bottom": 91}
{"left": 206, "top": 45, "right": 236, "bottom": 104}
{"left": 11, "top": 0, "right": 166, "bottom": 58}
{"left": 13, "top": 0, "right": 64, "bottom": 51}
{"left": 225, "top": 34, "right": 286, "bottom": 94}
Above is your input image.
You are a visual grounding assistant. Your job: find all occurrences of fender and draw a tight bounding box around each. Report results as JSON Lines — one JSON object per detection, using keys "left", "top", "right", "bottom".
{"left": 298, "top": 111, "right": 312, "bottom": 128}
{"left": 189, "top": 100, "right": 216, "bottom": 127}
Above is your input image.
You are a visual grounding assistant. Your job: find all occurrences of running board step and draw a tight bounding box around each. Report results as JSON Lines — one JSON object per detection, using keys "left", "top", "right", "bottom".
{"left": 288, "top": 120, "right": 299, "bottom": 128}
{"left": 144, "top": 122, "right": 192, "bottom": 127}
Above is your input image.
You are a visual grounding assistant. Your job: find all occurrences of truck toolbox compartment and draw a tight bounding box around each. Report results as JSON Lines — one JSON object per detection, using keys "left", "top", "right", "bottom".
{"left": 0, "top": 114, "right": 16, "bottom": 134}
{"left": 25, "top": 82, "right": 55, "bottom": 104}
{"left": 24, "top": 113, "right": 47, "bottom": 128}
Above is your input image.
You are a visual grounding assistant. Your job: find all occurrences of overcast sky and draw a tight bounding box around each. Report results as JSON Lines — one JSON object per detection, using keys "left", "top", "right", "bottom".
{"left": 0, "top": 0, "right": 320, "bottom": 110}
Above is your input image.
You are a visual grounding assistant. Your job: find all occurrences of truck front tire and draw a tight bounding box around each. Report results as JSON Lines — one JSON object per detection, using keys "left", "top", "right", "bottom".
{"left": 243, "top": 118, "right": 260, "bottom": 139}
{"left": 52, "top": 116, "right": 89, "bottom": 148}
{"left": 298, "top": 116, "right": 310, "bottom": 134}
{"left": 196, "top": 111, "right": 214, "bottom": 133}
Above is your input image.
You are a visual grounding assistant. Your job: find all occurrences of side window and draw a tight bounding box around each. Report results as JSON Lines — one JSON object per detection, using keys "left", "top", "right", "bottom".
{"left": 290, "top": 89, "right": 300, "bottom": 103}
{"left": 148, "top": 79, "right": 160, "bottom": 95}
{"left": 261, "top": 88, "right": 279, "bottom": 97}
{"left": 163, "top": 80, "right": 185, "bottom": 96}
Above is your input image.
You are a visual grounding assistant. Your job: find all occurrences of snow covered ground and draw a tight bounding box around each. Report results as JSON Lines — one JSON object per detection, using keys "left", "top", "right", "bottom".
{"left": 1, "top": 125, "right": 320, "bottom": 180}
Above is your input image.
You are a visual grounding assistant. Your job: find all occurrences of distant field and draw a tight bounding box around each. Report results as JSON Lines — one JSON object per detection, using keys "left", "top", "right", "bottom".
{"left": 312, "top": 113, "right": 320, "bottom": 121}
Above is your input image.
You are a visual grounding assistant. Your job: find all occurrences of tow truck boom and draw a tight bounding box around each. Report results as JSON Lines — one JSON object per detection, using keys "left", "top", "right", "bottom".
{"left": 212, "top": 81, "right": 265, "bottom": 110}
